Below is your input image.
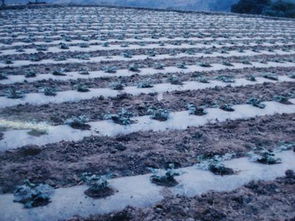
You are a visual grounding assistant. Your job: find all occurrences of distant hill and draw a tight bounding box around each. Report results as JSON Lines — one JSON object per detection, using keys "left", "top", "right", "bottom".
{"left": 3, "top": 0, "right": 239, "bottom": 11}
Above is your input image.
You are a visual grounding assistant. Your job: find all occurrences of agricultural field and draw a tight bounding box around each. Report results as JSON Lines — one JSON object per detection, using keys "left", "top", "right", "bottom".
{"left": 0, "top": 5, "right": 295, "bottom": 221}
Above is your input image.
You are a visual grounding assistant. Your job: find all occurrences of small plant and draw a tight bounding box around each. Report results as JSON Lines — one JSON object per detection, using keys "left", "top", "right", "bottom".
{"left": 219, "top": 104, "right": 235, "bottom": 112}
{"left": 76, "top": 84, "right": 90, "bottom": 92}
{"left": 81, "top": 172, "right": 114, "bottom": 198}
{"left": 137, "top": 80, "right": 153, "bottom": 88}
{"left": 248, "top": 148, "right": 281, "bottom": 165}
{"left": 216, "top": 75, "right": 235, "bottom": 83}
{"left": 0, "top": 73, "right": 8, "bottom": 80}
{"left": 222, "top": 61, "right": 233, "bottom": 67}
{"left": 150, "top": 164, "right": 179, "bottom": 187}
{"left": 43, "top": 87, "right": 57, "bottom": 96}
{"left": 128, "top": 63, "right": 140, "bottom": 72}
{"left": 148, "top": 108, "right": 170, "bottom": 121}
{"left": 153, "top": 63, "right": 164, "bottom": 70}
{"left": 263, "top": 73, "right": 278, "bottom": 81}
{"left": 187, "top": 103, "right": 207, "bottom": 115}
{"left": 246, "top": 75, "right": 256, "bottom": 81}
{"left": 103, "top": 66, "right": 117, "bottom": 74}
{"left": 25, "top": 71, "right": 36, "bottom": 78}
{"left": 52, "top": 70, "right": 66, "bottom": 76}
{"left": 13, "top": 180, "right": 54, "bottom": 208}
{"left": 59, "top": 43, "right": 69, "bottom": 49}
{"left": 199, "top": 62, "right": 212, "bottom": 68}
{"left": 110, "top": 82, "right": 124, "bottom": 90}
{"left": 274, "top": 95, "right": 290, "bottom": 104}
{"left": 177, "top": 62, "right": 187, "bottom": 69}
{"left": 6, "top": 88, "right": 24, "bottom": 99}
{"left": 247, "top": 98, "right": 266, "bottom": 109}
{"left": 122, "top": 52, "right": 133, "bottom": 58}
{"left": 196, "top": 76, "right": 209, "bottom": 83}
{"left": 196, "top": 153, "right": 235, "bottom": 176}
{"left": 79, "top": 70, "right": 90, "bottom": 75}
{"left": 104, "top": 109, "right": 134, "bottom": 125}
{"left": 65, "top": 115, "right": 90, "bottom": 130}
{"left": 168, "top": 75, "right": 183, "bottom": 85}
{"left": 289, "top": 73, "right": 295, "bottom": 79}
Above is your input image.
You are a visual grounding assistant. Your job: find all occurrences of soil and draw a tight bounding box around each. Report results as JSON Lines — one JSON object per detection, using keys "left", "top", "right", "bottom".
{"left": 68, "top": 171, "right": 295, "bottom": 221}
{"left": 1, "top": 81, "right": 293, "bottom": 125}
{"left": 84, "top": 186, "right": 115, "bottom": 199}
{"left": 0, "top": 113, "right": 294, "bottom": 193}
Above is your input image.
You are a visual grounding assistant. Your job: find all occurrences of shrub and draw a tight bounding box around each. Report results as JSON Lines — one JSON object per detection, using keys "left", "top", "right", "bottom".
{"left": 247, "top": 98, "right": 266, "bottom": 109}
{"left": 65, "top": 115, "right": 90, "bottom": 130}
{"left": 103, "top": 66, "right": 117, "bottom": 74}
{"left": 59, "top": 43, "right": 69, "bottom": 49}
{"left": 274, "top": 95, "right": 290, "bottom": 104}
{"left": 76, "top": 84, "right": 90, "bottom": 92}
{"left": 176, "top": 62, "right": 187, "bottom": 69}
{"left": 110, "top": 82, "right": 124, "bottom": 90}
{"left": 248, "top": 148, "right": 281, "bottom": 164}
{"left": 196, "top": 153, "right": 235, "bottom": 176}
{"left": 25, "top": 71, "right": 37, "bottom": 78}
{"left": 0, "top": 73, "right": 8, "bottom": 80}
{"left": 128, "top": 63, "right": 140, "bottom": 72}
{"left": 199, "top": 62, "right": 212, "bottom": 68}
{"left": 168, "top": 75, "right": 183, "bottom": 85}
{"left": 153, "top": 62, "right": 164, "bottom": 70}
{"left": 150, "top": 165, "right": 179, "bottom": 187}
{"left": 13, "top": 180, "right": 54, "bottom": 208}
{"left": 220, "top": 104, "right": 235, "bottom": 112}
{"left": 148, "top": 108, "right": 170, "bottom": 121}
{"left": 263, "top": 73, "right": 278, "bottom": 81}
{"left": 187, "top": 103, "right": 207, "bottom": 116}
{"left": 104, "top": 109, "right": 134, "bottom": 125}
{"left": 81, "top": 172, "right": 114, "bottom": 198}
{"left": 6, "top": 88, "right": 24, "bottom": 99}
{"left": 246, "top": 75, "right": 256, "bottom": 81}
{"left": 52, "top": 70, "right": 66, "bottom": 76}
{"left": 216, "top": 75, "right": 235, "bottom": 83}
{"left": 43, "top": 87, "right": 57, "bottom": 96}
{"left": 137, "top": 80, "right": 153, "bottom": 88}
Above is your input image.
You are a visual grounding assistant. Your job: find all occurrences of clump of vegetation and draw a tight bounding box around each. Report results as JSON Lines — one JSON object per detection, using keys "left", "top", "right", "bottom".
{"left": 104, "top": 109, "right": 134, "bottom": 125}
{"left": 220, "top": 104, "right": 235, "bottom": 112}
{"left": 79, "top": 70, "right": 90, "bottom": 75}
{"left": 43, "top": 87, "right": 57, "bottom": 96}
{"left": 153, "top": 62, "right": 164, "bottom": 70}
{"left": 177, "top": 62, "right": 187, "bottom": 69}
{"left": 246, "top": 75, "right": 256, "bottom": 81}
{"left": 222, "top": 61, "right": 233, "bottom": 67}
{"left": 187, "top": 103, "right": 207, "bottom": 116}
{"left": 128, "top": 63, "right": 140, "bottom": 72}
{"left": 59, "top": 43, "right": 69, "bottom": 50}
{"left": 247, "top": 98, "right": 266, "bottom": 109}
{"left": 274, "top": 95, "right": 290, "bottom": 104}
{"left": 263, "top": 73, "right": 278, "bottom": 81}
{"left": 148, "top": 108, "right": 170, "bottom": 121}
{"left": 65, "top": 115, "right": 90, "bottom": 130}
{"left": 199, "top": 62, "right": 212, "bottom": 68}
{"left": 137, "top": 80, "right": 153, "bottom": 88}
{"left": 122, "top": 51, "right": 133, "bottom": 58}
{"left": 150, "top": 164, "right": 179, "bottom": 187}
{"left": 103, "top": 66, "right": 117, "bottom": 74}
{"left": 216, "top": 75, "right": 235, "bottom": 83}
{"left": 0, "top": 73, "right": 8, "bottom": 80}
{"left": 110, "top": 82, "right": 124, "bottom": 90}
{"left": 52, "top": 70, "right": 66, "bottom": 76}
{"left": 196, "top": 76, "right": 210, "bottom": 83}
{"left": 13, "top": 180, "right": 54, "bottom": 208}
{"left": 25, "top": 71, "right": 36, "bottom": 78}
{"left": 248, "top": 148, "right": 281, "bottom": 165}
{"left": 196, "top": 153, "right": 235, "bottom": 176}
{"left": 168, "top": 75, "right": 183, "bottom": 85}
{"left": 75, "top": 84, "right": 90, "bottom": 92}
{"left": 6, "top": 88, "right": 24, "bottom": 99}
{"left": 81, "top": 172, "right": 114, "bottom": 199}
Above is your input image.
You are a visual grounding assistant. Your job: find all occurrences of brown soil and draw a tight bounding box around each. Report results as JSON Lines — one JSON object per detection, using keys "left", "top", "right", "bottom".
{"left": 0, "top": 113, "right": 294, "bottom": 193}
